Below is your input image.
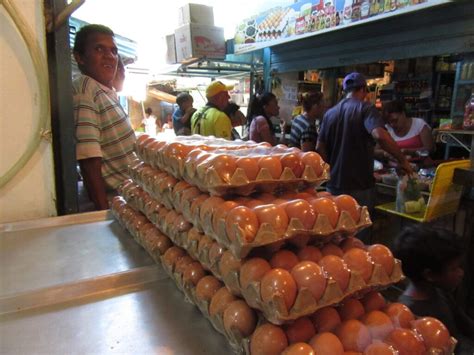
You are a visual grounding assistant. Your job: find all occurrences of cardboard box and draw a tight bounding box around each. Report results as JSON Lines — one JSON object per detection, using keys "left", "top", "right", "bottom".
{"left": 178, "top": 3, "right": 214, "bottom": 26}
{"left": 174, "top": 23, "right": 225, "bottom": 62}
{"left": 165, "top": 34, "right": 177, "bottom": 64}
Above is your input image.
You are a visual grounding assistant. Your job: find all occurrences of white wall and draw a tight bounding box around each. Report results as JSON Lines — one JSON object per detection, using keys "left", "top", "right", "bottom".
{"left": 0, "top": 1, "right": 56, "bottom": 223}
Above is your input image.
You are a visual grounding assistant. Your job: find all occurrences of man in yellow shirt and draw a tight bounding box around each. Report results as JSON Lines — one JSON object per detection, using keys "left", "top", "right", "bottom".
{"left": 191, "top": 81, "right": 233, "bottom": 139}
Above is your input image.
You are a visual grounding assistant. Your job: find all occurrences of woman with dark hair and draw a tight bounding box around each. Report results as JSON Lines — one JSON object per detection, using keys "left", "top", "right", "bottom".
{"left": 289, "top": 91, "right": 325, "bottom": 151}
{"left": 247, "top": 92, "right": 286, "bottom": 145}
{"left": 382, "top": 99, "right": 434, "bottom": 155}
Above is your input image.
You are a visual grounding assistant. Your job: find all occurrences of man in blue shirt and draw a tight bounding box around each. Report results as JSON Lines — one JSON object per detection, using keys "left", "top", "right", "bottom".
{"left": 317, "top": 73, "right": 412, "bottom": 217}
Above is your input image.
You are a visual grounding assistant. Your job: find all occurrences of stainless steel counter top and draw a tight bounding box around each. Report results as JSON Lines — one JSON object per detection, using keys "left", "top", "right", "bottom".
{"left": 0, "top": 212, "right": 231, "bottom": 354}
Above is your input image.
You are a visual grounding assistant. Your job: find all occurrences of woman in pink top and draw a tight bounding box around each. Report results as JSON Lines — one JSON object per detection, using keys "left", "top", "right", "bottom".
{"left": 248, "top": 92, "right": 286, "bottom": 145}
{"left": 382, "top": 100, "right": 434, "bottom": 155}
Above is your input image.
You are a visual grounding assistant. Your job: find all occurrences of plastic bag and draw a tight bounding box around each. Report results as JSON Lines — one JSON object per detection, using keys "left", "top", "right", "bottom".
{"left": 396, "top": 175, "right": 426, "bottom": 214}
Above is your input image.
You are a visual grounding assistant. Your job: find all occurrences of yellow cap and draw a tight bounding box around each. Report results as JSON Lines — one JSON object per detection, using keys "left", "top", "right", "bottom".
{"left": 206, "top": 81, "right": 234, "bottom": 98}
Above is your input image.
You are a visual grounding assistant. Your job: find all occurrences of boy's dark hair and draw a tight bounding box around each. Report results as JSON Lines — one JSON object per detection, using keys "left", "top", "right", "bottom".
{"left": 223, "top": 102, "right": 240, "bottom": 117}
{"left": 393, "top": 224, "right": 464, "bottom": 282}
{"left": 301, "top": 91, "right": 324, "bottom": 112}
{"left": 73, "top": 24, "right": 115, "bottom": 55}
{"left": 145, "top": 107, "right": 152, "bottom": 115}
{"left": 176, "top": 92, "right": 193, "bottom": 107}
{"left": 383, "top": 100, "right": 406, "bottom": 116}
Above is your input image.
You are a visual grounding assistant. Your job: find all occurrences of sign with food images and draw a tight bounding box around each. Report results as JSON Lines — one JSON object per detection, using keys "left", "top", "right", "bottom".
{"left": 234, "top": 0, "right": 452, "bottom": 54}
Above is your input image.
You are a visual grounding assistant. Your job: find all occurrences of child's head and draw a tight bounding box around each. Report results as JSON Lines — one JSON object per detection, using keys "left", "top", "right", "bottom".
{"left": 393, "top": 224, "right": 464, "bottom": 291}
{"left": 176, "top": 92, "right": 193, "bottom": 110}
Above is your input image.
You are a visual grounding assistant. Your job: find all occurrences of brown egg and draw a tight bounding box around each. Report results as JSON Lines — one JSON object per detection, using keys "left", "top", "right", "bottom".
{"left": 174, "top": 255, "right": 195, "bottom": 275}
{"left": 363, "top": 342, "right": 396, "bottom": 355}
{"left": 310, "top": 197, "right": 340, "bottom": 228}
{"left": 362, "top": 310, "right": 394, "bottom": 340}
{"left": 218, "top": 250, "right": 242, "bottom": 278}
{"left": 175, "top": 215, "right": 192, "bottom": 233}
{"left": 239, "top": 257, "right": 272, "bottom": 290}
{"left": 270, "top": 250, "right": 300, "bottom": 271}
{"left": 384, "top": 328, "right": 426, "bottom": 355}
{"left": 150, "top": 232, "right": 173, "bottom": 256}
{"left": 195, "top": 275, "right": 223, "bottom": 302}
{"left": 319, "top": 255, "right": 351, "bottom": 292}
{"left": 334, "top": 195, "right": 361, "bottom": 223}
{"left": 254, "top": 204, "right": 289, "bottom": 235}
{"left": 343, "top": 248, "right": 374, "bottom": 283}
{"left": 212, "top": 201, "right": 239, "bottom": 235}
{"left": 309, "top": 332, "right": 345, "bottom": 355}
{"left": 210, "top": 154, "right": 237, "bottom": 183}
{"left": 180, "top": 186, "right": 202, "bottom": 210}
{"left": 282, "top": 342, "right": 315, "bottom": 355}
{"left": 258, "top": 156, "right": 283, "bottom": 179}
{"left": 164, "top": 210, "right": 179, "bottom": 227}
{"left": 225, "top": 206, "right": 259, "bottom": 243}
{"left": 340, "top": 237, "right": 366, "bottom": 252}
{"left": 361, "top": 291, "right": 386, "bottom": 313}
{"left": 186, "top": 227, "right": 202, "bottom": 247}
{"left": 290, "top": 261, "right": 326, "bottom": 301}
{"left": 197, "top": 235, "right": 214, "bottom": 256}
{"left": 339, "top": 298, "right": 365, "bottom": 321}
{"left": 280, "top": 153, "right": 305, "bottom": 178}
{"left": 412, "top": 317, "right": 451, "bottom": 351}
{"left": 384, "top": 303, "right": 415, "bottom": 329}
{"left": 367, "top": 244, "right": 395, "bottom": 276}
{"left": 199, "top": 196, "right": 225, "bottom": 223}
{"left": 250, "top": 323, "right": 288, "bottom": 355}
{"left": 282, "top": 199, "right": 317, "bottom": 229}
{"left": 190, "top": 194, "right": 209, "bottom": 217}
{"left": 182, "top": 261, "right": 206, "bottom": 286}
{"left": 236, "top": 156, "right": 260, "bottom": 180}
{"left": 300, "top": 151, "right": 323, "bottom": 176}
{"left": 321, "top": 243, "right": 344, "bottom": 257}
{"left": 297, "top": 246, "right": 322, "bottom": 263}
{"left": 162, "top": 246, "right": 186, "bottom": 270}
{"left": 336, "top": 319, "right": 372, "bottom": 352}
{"left": 208, "top": 242, "right": 225, "bottom": 266}
{"left": 223, "top": 300, "right": 257, "bottom": 338}
{"left": 260, "top": 268, "right": 297, "bottom": 311}
{"left": 311, "top": 306, "right": 341, "bottom": 333}
{"left": 284, "top": 317, "right": 316, "bottom": 344}
{"left": 209, "top": 287, "right": 237, "bottom": 317}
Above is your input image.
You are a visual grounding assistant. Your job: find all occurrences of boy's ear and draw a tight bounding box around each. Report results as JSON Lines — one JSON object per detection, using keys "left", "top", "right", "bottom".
{"left": 74, "top": 52, "right": 85, "bottom": 66}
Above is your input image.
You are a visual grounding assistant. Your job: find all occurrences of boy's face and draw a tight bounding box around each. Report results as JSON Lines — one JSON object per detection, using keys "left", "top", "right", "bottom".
{"left": 182, "top": 98, "right": 193, "bottom": 110}
{"left": 428, "top": 256, "right": 464, "bottom": 291}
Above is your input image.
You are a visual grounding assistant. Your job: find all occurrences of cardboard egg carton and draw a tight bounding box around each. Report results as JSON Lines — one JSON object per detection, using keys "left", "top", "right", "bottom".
{"left": 127, "top": 165, "right": 372, "bottom": 259}
{"left": 113, "top": 198, "right": 455, "bottom": 355}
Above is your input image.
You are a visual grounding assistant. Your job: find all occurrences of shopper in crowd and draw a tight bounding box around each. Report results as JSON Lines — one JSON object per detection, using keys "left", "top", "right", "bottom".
{"left": 382, "top": 99, "right": 434, "bottom": 155}
{"left": 112, "top": 55, "right": 125, "bottom": 92}
{"left": 289, "top": 91, "right": 325, "bottom": 151}
{"left": 191, "top": 81, "right": 233, "bottom": 139}
{"left": 247, "top": 92, "right": 286, "bottom": 145}
{"left": 316, "top": 72, "right": 412, "bottom": 213}
{"left": 173, "top": 92, "right": 195, "bottom": 136}
{"left": 73, "top": 24, "right": 137, "bottom": 210}
{"left": 142, "top": 107, "right": 158, "bottom": 136}
{"left": 223, "top": 102, "right": 247, "bottom": 140}
{"left": 393, "top": 225, "right": 474, "bottom": 354}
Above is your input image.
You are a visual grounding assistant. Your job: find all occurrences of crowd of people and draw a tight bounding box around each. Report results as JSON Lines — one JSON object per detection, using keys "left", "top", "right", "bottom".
{"left": 71, "top": 24, "right": 472, "bottom": 353}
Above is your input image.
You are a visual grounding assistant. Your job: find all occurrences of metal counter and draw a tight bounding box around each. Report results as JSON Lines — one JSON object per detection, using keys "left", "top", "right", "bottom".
{"left": 0, "top": 212, "right": 231, "bottom": 354}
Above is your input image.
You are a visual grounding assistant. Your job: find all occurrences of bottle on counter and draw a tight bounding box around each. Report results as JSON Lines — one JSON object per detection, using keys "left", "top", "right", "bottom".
{"left": 463, "top": 91, "right": 474, "bottom": 130}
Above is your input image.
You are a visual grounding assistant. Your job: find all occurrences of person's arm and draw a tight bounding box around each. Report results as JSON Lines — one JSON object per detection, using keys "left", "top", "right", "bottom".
{"left": 401, "top": 126, "right": 435, "bottom": 155}
{"left": 372, "top": 127, "right": 413, "bottom": 175}
{"left": 316, "top": 140, "right": 328, "bottom": 162}
{"left": 180, "top": 107, "right": 196, "bottom": 124}
{"left": 79, "top": 158, "right": 109, "bottom": 210}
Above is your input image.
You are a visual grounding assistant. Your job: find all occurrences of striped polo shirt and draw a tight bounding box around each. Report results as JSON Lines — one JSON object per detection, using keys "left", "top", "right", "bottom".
{"left": 73, "top": 75, "right": 137, "bottom": 190}
{"left": 289, "top": 114, "right": 317, "bottom": 148}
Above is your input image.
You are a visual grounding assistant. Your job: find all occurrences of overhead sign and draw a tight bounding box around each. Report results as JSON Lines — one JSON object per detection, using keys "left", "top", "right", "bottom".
{"left": 234, "top": 0, "right": 452, "bottom": 54}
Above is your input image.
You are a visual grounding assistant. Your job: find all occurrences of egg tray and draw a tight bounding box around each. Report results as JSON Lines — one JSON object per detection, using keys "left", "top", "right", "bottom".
{"left": 112, "top": 199, "right": 457, "bottom": 355}
{"left": 180, "top": 228, "right": 405, "bottom": 325}
{"left": 127, "top": 166, "right": 372, "bottom": 259}
{"left": 181, "top": 148, "right": 329, "bottom": 197}
{"left": 136, "top": 135, "right": 329, "bottom": 196}
{"left": 136, "top": 135, "right": 264, "bottom": 180}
